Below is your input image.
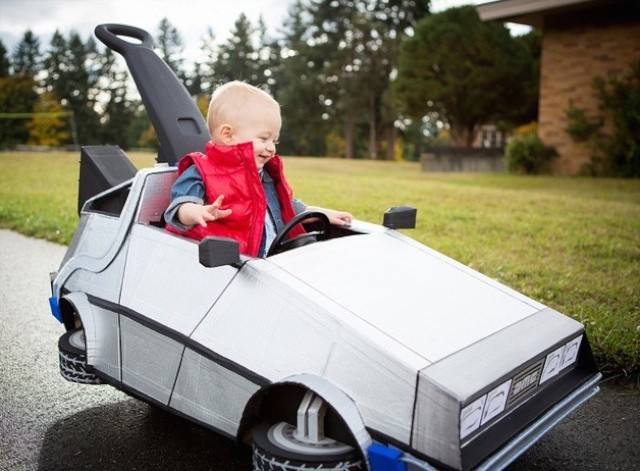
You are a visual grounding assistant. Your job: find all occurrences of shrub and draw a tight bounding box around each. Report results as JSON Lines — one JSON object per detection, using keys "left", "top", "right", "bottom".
{"left": 565, "top": 61, "right": 640, "bottom": 177}
{"left": 506, "top": 133, "right": 558, "bottom": 174}
{"left": 564, "top": 103, "right": 600, "bottom": 141}
{"left": 512, "top": 122, "right": 538, "bottom": 138}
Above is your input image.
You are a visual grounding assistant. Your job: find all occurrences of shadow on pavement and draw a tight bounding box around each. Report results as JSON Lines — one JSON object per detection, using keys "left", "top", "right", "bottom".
{"left": 37, "top": 381, "right": 639, "bottom": 470}
{"left": 38, "top": 398, "right": 252, "bottom": 470}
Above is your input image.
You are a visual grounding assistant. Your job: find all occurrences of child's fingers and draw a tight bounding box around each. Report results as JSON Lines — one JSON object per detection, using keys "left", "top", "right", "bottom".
{"left": 217, "top": 208, "right": 233, "bottom": 219}
{"left": 211, "top": 194, "right": 225, "bottom": 208}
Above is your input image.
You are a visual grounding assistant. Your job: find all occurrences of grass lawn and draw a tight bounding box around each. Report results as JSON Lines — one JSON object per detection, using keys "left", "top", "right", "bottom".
{"left": 1, "top": 150, "right": 639, "bottom": 377}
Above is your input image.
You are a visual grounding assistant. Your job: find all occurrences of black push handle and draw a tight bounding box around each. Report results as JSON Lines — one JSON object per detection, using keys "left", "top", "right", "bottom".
{"left": 94, "top": 24, "right": 155, "bottom": 55}
{"left": 94, "top": 23, "right": 210, "bottom": 166}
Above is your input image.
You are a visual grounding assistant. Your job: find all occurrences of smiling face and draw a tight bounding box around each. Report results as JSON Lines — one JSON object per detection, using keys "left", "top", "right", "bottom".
{"left": 226, "top": 102, "right": 281, "bottom": 170}
{"left": 208, "top": 82, "right": 282, "bottom": 170}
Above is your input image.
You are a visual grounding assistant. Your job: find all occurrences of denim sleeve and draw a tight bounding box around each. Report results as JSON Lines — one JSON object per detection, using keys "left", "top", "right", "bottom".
{"left": 164, "top": 165, "right": 206, "bottom": 231}
{"left": 292, "top": 198, "right": 307, "bottom": 215}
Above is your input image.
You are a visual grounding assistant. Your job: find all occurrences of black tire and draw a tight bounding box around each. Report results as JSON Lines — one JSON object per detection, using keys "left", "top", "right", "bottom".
{"left": 252, "top": 422, "right": 363, "bottom": 470}
{"left": 58, "top": 328, "right": 102, "bottom": 384}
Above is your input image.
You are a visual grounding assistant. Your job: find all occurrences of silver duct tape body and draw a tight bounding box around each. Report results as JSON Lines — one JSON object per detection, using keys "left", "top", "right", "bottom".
{"left": 53, "top": 166, "right": 600, "bottom": 470}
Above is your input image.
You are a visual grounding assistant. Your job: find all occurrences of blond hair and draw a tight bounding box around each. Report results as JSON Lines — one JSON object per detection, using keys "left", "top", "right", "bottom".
{"left": 207, "top": 81, "right": 280, "bottom": 135}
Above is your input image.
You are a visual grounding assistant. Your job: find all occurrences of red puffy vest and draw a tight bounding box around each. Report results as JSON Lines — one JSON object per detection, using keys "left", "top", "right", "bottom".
{"left": 166, "top": 141, "right": 304, "bottom": 257}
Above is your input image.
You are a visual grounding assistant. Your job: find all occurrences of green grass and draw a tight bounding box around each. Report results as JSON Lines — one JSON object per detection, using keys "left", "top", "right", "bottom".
{"left": 1, "top": 150, "right": 639, "bottom": 377}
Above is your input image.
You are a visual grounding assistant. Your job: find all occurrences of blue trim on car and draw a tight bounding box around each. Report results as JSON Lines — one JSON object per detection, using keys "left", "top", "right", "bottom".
{"left": 49, "top": 296, "right": 62, "bottom": 323}
{"left": 368, "top": 443, "right": 406, "bottom": 470}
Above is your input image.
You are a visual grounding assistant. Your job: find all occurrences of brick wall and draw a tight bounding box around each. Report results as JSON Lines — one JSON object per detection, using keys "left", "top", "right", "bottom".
{"left": 538, "top": 8, "right": 640, "bottom": 174}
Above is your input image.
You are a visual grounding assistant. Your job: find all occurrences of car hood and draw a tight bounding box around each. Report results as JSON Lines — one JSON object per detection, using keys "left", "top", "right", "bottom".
{"left": 267, "top": 225, "right": 544, "bottom": 365}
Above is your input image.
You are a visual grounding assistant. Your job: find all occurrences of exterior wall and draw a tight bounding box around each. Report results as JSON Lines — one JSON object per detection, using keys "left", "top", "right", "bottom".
{"left": 539, "top": 8, "right": 640, "bottom": 174}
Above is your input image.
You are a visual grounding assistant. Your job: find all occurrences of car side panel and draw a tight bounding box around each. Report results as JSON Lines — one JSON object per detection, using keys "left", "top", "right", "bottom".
{"left": 190, "top": 261, "right": 419, "bottom": 446}
{"left": 63, "top": 214, "right": 128, "bottom": 304}
{"left": 170, "top": 347, "right": 261, "bottom": 436}
{"left": 119, "top": 224, "right": 238, "bottom": 337}
{"left": 120, "top": 316, "right": 184, "bottom": 405}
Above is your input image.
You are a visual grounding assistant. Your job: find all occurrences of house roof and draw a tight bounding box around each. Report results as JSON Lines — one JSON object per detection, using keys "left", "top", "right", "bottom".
{"left": 477, "top": 0, "right": 628, "bottom": 28}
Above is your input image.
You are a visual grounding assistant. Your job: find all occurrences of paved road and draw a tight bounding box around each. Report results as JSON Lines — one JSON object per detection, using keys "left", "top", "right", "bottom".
{"left": 1, "top": 229, "right": 638, "bottom": 470}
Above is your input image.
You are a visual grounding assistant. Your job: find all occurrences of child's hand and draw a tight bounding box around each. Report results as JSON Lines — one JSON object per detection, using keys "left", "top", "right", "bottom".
{"left": 178, "top": 195, "right": 232, "bottom": 228}
{"left": 306, "top": 206, "right": 353, "bottom": 227}
{"left": 327, "top": 210, "right": 353, "bottom": 227}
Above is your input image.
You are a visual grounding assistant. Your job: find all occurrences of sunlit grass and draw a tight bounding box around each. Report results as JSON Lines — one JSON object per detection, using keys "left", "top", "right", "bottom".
{"left": 1, "top": 150, "right": 638, "bottom": 376}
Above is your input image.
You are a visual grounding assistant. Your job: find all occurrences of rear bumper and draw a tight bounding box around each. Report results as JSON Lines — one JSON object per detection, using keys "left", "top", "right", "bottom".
{"left": 368, "top": 372, "right": 601, "bottom": 471}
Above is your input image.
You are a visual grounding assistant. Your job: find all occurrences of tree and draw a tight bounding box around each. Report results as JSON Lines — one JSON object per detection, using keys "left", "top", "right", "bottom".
{"left": 157, "top": 17, "right": 187, "bottom": 83}
{"left": 304, "top": 0, "right": 373, "bottom": 158}
{"left": 127, "top": 102, "right": 155, "bottom": 149}
{"left": 197, "top": 27, "right": 218, "bottom": 95}
{"left": 99, "top": 49, "right": 135, "bottom": 147}
{"left": 42, "top": 30, "right": 101, "bottom": 145}
{"left": 298, "top": 0, "right": 429, "bottom": 159}
{"left": 27, "top": 92, "right": 70, "bottom": 146}
{"left": 256, "top": 16, "right": 284, "bottom": 97}
{"left": 0, "top": 39, "right": 11, "bottom": 76}
{"left": 41, "top": 30, "right": 66, "bottom": 93}
{"left": 12, "top": 30, "right": 41, "bottom": 77}
{"left": 514, "top": 29, "right": 541, "bottom": 124}
{"left": 0, "top": 75, "right": 38, "bottom": 146}
{"left": 214, "top": 13, "right": 261, "bottom": 84}
{"left": 395, "top": 5, "right": 534, "bottom": 147}
{"left": 277, "top": 0, "right": 333, "bottom": 156}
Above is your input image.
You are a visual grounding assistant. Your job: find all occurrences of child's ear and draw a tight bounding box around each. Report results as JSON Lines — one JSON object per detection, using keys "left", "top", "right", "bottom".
{"left": 218, "top": 124, "right": 233, "bottom": 144}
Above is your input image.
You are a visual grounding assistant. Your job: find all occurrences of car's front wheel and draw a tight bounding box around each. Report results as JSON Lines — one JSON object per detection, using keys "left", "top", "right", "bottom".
{"left": 252, "top": 422, "right": 364, "bottom": 470}
{"left": 58, "top": 328, "right": 102, "bottom": 384}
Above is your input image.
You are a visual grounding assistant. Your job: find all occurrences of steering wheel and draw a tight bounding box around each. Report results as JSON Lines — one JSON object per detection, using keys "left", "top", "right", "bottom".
{"left": 266, "top": 211, "right": 331, "bottom": 257}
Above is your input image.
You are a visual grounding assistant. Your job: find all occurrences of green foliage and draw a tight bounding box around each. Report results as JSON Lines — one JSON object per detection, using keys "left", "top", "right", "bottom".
{"left": 567, "top": 61, "right": 640, "bottom": 177}
{"left": 0, "top": 75, "right": 38, "bottom": 146}
{"left": 564, "top": 103, "right": 600, "bottom": 140}
{"left": 513, "top": 30, "right": 542, "bottom": 125}
{"left": 325, "top": 132, "right": 346, "bottom": 157}
{"left": 42, "top": 30, "right": 101, "bottom": 145}
{"left": 137, "top": 124, "right": 158, "bottom": 150}
{"left": 0, "top": 39, "right": 9, "bottom": 76}
{"left": 276, "top": 0, "right": 430, "bottom": 158}
{"left": 99, "top": 49, "right": 135, "bottom": 147}
{"left": 513, "top": 121, "right": 538, "bottom": 137}
{"left": 214, "top": 13, "right": 262, "bottom": 84}
{"left": 506, "top": 133, "right": 558, "bottom": 174}
{"left": 395, "top": 6, "right": 536, "bottom": 147}
{"left": 27, "top": 92, "right": 69, "bottom": 146}
{"left": 2, "top": 151, "right": 638, "bottom": 376}
{"left": 12, "top": 30, "right": 41, "bottom": 77}
{"left": 0, "top": 2, "right": 534, "bottom": 161}
{"left": 276, "top": 1, "right": 332, "bottom": 156}
{"left": 157, "top": 18, "right": 186, "bottom": 82}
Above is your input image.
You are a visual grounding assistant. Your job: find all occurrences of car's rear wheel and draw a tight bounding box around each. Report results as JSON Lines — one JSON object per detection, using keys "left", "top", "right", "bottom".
{"left": 58, "top": 328, "right": 102, "bottom": 384}
{"left": 252, "top": 421, "right": 364, "bottom": 470}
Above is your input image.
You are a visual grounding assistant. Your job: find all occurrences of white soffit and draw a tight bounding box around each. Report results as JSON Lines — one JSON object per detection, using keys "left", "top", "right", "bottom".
{"left": 478, "top": 0, "right": 598, "bottom": 23}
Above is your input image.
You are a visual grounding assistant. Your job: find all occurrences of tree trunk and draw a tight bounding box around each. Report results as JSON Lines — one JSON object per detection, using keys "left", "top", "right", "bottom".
{"left": 369, "top": 92, "right": 378, "bottom": 159}
{"left": 450, "top": 124, "right": 477, "bottom": 148}
{"left": 344, "top": 112, "right": 354, "bottom": 159}
{"left": 385, "top": 122, "right": 396, "bottom": 160}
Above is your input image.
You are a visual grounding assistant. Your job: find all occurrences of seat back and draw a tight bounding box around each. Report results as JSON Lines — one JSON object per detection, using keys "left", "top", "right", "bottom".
{"left": 135, "top": 169, "right": 178, "bottom": 225}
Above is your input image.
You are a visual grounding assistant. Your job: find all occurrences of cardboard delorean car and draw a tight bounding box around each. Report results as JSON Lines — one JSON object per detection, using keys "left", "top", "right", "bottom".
{"left": 49, "top": 24, "right": 601, "bottom": 471}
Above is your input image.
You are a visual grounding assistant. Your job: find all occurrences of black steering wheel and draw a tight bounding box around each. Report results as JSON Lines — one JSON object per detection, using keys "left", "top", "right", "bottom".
{"left": 266, "top": 211, "right": 331, "bottom": 257}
